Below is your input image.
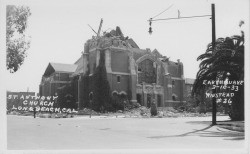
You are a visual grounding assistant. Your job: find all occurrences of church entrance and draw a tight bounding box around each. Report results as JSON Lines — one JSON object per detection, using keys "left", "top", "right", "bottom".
{"left": 136, "top": 84, "right": 164, "bottom": 108}
{"left": 157, "top": 94, "right": 162, "bottom": 107}
{"left": 136, "top": 94, "right": 142, "bottom": 105}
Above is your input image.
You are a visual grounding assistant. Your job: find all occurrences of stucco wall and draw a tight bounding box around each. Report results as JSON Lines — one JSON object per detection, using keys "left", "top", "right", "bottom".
{"left": 185, "top": 84, "right": 193, "bottom": 97}
{"left": 167, "top": 63, "right": 183, "bottom": 78}
{"left": 158, "top": 64, "right": 165, "bottom": 85}
{"left": 42, "top": 81, "right": 50, "bottom": 96}
{"left": 89, "top": 50, "right": 97, "bottom": 75}
{"left": 59, "top": 73, "right": 70, "bottom": 81}
{"left": 171, "top": 79, "right": 183, "bottom": 101}
{"left": 110, "top": 74, "right": 129, "bottom": 95}
{"left": 111, "top": 51, "right": 129, "bottom": 73}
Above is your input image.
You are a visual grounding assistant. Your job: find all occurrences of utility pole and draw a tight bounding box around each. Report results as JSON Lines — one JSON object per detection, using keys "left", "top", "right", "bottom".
{"left": 148, "top": 4, "right": 217, "bottom": 125}
{"left": 211, "top": 4, "right": 217, "bottom": 125}
{"left": 89, "top": 92, "right": 93, "bottom": 118}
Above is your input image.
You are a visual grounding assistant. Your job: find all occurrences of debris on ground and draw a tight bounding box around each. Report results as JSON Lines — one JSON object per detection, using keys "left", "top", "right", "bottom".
{"left": 8, "top": 106, "right": 227, "bottom": 119}
{"left": 77, "top": 108, "right": 99, "bottom": 115}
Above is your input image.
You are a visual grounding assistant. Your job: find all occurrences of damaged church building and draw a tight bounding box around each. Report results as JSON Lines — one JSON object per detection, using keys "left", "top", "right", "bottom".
{"left": 39, "top": 26, "right": 194, "bottom": 110}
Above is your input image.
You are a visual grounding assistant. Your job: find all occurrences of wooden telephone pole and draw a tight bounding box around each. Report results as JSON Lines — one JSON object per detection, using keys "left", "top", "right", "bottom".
{"left": 211, "top": 4, "right": 216, "bottom": 125}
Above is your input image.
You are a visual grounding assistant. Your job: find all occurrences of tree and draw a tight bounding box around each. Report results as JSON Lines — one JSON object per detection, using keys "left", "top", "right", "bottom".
{"left": 6, "top": 5, "right": 31, "bottom": 73}
{"left": 57, "top": 84, "right": 77, "bottom": 109}
{"left": 192, "top": 30, "right": 244, "bottom": 120}
{"left": 81, "top": 65, "right": 90, "bottom": 109}
{"left": 92, "top": 50, "right": 112, "bottom": 112}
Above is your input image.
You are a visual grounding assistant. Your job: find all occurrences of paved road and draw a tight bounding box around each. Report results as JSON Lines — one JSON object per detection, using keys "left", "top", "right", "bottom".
{"left": 7, "top": 115, "right": 245, "bottom": 151}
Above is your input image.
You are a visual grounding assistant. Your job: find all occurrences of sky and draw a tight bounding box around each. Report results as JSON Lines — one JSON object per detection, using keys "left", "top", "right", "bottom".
{"left": 1, "top": 0, "right": 249, "bottom": 93}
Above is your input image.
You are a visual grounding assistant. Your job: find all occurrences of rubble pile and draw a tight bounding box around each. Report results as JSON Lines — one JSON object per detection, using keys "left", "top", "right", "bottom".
{"left": 123, "top": 106, "right": 150, "bottom": 118}
{"left": 8, "top": 110, "right": 21, "bottom": 115}
{"left": 77, "top": 108, "right": 99, "bottom": 115}
{"left": 121, "top": 107, "right": 212, "bottom": 118}
{"left": 37, "top": 113, "right": 74, "bottom": 118}
{"left": 8, "top": 106, "right": 224, "bottom": 118}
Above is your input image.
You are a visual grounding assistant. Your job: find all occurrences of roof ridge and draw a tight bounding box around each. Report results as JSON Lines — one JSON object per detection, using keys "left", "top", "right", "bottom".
{"left": 50, "top": 62, "right": 77, "bottom": 65}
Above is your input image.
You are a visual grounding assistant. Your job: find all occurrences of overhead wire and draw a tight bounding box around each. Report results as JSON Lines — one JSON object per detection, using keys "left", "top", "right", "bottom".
{"left": 151, "top": 4, "right": 174, "bottom": 19}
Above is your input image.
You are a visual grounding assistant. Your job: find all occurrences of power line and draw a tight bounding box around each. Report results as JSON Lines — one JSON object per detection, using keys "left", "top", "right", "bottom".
{"left": 151, "top": 4, "right": 174, "bottom": 19}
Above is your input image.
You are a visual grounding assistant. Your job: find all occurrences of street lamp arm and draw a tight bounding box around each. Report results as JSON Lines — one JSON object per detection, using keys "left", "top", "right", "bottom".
{"left": 149, "top": 15, "right": 211, "bottom": 22}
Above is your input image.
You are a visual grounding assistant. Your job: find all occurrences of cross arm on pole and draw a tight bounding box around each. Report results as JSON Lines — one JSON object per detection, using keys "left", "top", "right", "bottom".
{"left": 148, "top": 15, "right": 211, "bottom": 22}
{"left": 147, "top": 14, "right": 211, "bottom": 35}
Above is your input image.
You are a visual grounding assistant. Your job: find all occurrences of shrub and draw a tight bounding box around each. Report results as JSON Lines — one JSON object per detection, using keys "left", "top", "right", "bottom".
{"left": 92, "top": 50, "right": 112, "bottom": 112}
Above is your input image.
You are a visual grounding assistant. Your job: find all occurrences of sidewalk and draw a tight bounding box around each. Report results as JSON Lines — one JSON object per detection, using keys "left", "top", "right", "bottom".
{"left": 8, "top": 111, "right": 245, "bottom": 132}
{"left": 75, "top": 115, "right": 245, "bottom": 132}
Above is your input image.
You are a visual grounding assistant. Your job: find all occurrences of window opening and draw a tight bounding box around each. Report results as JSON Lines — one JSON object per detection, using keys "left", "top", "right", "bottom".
{"left": 117, "top": 76, "right": 121, "bottom": 83}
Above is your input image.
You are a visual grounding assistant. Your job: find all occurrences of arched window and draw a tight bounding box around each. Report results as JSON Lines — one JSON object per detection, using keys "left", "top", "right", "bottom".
{"left": 112, "top": 91, "right": 118, "bottom": 97}
{"left": 117, "top": 76, "right": 121, "bottom": 83}
{"left": 138, "top": 59, "right": 156, "bottom": 84}
{"left": 172, "top": 80, "right": 175, "bottom": 86}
